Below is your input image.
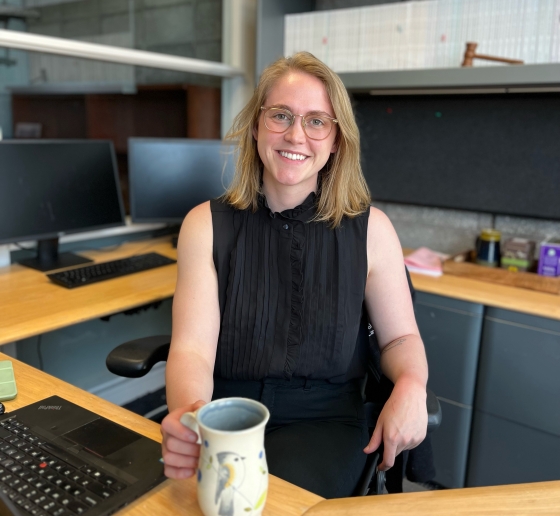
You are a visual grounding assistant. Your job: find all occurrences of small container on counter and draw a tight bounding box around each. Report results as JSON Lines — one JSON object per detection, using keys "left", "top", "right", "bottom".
{"left": 476, "top": 229, "right": 501, "bottom": 268}
{"left": 538, "top": 238, "right": 560, "bottom": 277}
{"left": 500, "top": 238, "right": 536, "bottom": 272}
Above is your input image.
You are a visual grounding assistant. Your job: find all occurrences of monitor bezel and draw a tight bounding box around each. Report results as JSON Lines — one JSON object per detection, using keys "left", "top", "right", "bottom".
{"left": 128, "top": 137, "right": 236, "bottom": 224}
{"left": 0, "top": 139, "right": 126, "bottom": 246}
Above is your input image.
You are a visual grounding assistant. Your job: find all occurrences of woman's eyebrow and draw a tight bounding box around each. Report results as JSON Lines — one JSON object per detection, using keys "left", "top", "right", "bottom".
{"left": 268, "top": 104, "right": 334, "bottom": 117}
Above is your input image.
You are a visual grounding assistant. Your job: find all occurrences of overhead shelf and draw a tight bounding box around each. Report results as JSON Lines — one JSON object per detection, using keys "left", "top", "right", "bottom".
{"left": 340, "top": 63, "right": 560, "bottom": 94}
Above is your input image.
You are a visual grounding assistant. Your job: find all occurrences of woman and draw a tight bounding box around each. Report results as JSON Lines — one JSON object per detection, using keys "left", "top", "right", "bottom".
{"left": 161, "top": 51, "right": 428, "bottom": 499}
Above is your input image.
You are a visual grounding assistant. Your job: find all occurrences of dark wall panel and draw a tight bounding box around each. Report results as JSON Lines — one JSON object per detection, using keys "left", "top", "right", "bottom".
{"left": 354, "top": 92, "right": 560, "bottom": 220}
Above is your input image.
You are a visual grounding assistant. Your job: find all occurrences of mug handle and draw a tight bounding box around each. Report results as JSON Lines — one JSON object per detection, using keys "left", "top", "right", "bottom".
{"left": 179, "top": 411, "right": 201, "bottom": 444}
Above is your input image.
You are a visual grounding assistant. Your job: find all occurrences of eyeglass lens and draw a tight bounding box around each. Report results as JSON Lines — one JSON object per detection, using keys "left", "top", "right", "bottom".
{"left": 264, "top": 108, "right": 334, "bottom": 140}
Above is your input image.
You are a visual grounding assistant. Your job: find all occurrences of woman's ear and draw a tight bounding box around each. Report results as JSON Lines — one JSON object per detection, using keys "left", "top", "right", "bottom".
{"left": 252, "top": 124, "right": 258, "bottom": 141}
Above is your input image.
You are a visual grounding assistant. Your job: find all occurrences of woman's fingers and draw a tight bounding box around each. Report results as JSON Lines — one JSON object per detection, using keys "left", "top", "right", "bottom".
{"left": 163, "top": 464, "right": 196, "bottom": 479}
{"left": 378, "top": 438, "right": 397, "bottom": 471}
{"left": 160, "top": 405, "right": 206, "bottom": 479}
{"left": 364, "top": 421, "right": 383, "bottom": 454}
{"left": 163, "top": 436, "right": 200, "bottom": 456}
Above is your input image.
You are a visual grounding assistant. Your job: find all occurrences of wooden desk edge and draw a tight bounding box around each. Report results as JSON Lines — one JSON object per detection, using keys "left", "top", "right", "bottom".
{"left": 403, "top": 249, "right": 560, "bottom": 321}
{"left": 302, "top": 480, "right": 560, "bottom": 515}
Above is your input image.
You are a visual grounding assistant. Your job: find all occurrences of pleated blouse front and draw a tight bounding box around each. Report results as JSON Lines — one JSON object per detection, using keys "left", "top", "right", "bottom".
{"left": 211, "top": 193, "right": 370, "bottom": 382}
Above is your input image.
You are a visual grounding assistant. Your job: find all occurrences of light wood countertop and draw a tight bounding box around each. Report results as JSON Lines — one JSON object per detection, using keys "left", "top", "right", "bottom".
{"left": 0, "top": 238, "right": 178, "bottom": 346}
{"left": 409, "top": 271, "right": 560, "bottom": 321}
{"left": 402, "top": 249, "right": 560, "bottom": 321}
{"left": 2, "top": 239, "right": 559, "bottom": 349}
{"left": 2, "top": 352, "right": 323, "bottom": 516}
{"left": 303, "top": 480, "right": 560, "bottom": 515}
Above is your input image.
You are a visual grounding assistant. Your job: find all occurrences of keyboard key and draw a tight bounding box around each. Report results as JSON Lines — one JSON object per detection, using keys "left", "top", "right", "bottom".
{"left": 61, "top": 467, "right": 74, "bottom": 477}
{"left": 79, "top": 492, "right": 101, "bottom": 507}
{"left": 8, "top": 477, "right": 21, "bottom": 488}
{"left": 51, "top": 508, "right": 69, "bottom": 516}
{"left": 69, "top": 472, "right": 83, "bottom": 483}
{"left": 66, "top": 500, "right": 88, "bottom": 515}
{"left": 32, "top": 494, "right": 47, "bottom": 505}
{"left": 69, "top": 486, "right": 84, "bottom": 497}
{"left": 59, "top": 495, "right": 72, "bottom": 506}
{"left": 91, "top": 470, "right": 102, "bottom": 480}
{"left": 98, "top": 474, "right": 117, "bottom": 487}
{"left": 42, "top": 500, "right": 57, "bottom": 511}
{"left": 87, "top": 481, "right": 113, "bottom": 499}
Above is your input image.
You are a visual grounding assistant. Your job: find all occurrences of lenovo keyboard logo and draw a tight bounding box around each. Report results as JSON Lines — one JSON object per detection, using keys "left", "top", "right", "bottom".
{"left": 38, "top": 405, "right": 62, "bottom": 410}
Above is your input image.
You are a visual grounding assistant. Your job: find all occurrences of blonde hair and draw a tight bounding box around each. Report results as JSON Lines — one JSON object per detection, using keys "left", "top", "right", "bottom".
{"left": 223, "top": 51, "right": 370, "bottom": 227}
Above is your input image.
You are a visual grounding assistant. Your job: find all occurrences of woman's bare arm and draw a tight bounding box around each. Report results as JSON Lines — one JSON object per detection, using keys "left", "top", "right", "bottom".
{"left": 362, "top": 207, "right": 429, "bottom": 470}
{"left": 165, "top": 201, "right": 221, "bottom": 411}
{"left": 161, "top": 201, "right": 221, "bottom": 479}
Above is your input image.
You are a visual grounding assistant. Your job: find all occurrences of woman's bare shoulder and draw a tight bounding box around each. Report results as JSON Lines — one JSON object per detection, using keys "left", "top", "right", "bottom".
{"left": 177, "top": 201, "right": 213, "bottom": 252}
{"left": 366, "top": 205, "right": 404, "bottom": 271}
{"left": 367, "top": 205, "right": 397, "bottom": 239}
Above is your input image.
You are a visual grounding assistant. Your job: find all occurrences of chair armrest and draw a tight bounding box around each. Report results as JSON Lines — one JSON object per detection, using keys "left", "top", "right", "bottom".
{"left": 427, "top": 388, "right": 442, "bottom": 433}
{"left": 106, "top": 335, "right": 171, "bottom": 378}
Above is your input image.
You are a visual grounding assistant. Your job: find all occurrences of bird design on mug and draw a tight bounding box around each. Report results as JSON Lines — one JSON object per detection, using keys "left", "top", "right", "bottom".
{"left": 215, "top": 451, "right": 246, "bottom": 516}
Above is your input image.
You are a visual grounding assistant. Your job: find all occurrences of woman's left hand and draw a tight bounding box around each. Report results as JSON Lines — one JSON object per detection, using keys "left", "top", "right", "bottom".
{"left": 363, "top": 376, "right": 428, "bottom": 471}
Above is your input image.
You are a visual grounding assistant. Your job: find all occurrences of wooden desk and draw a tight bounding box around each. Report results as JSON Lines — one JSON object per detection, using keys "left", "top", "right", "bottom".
{"left": 409, "top": 271, "right": 560, "bottom": 322}
{"left": 0, "top": 238, "right": 178, "bottom": 346}
{"left": 2, "top": 352, "right": 322, "bottom": 515}
{"left": 402, "top": 250, "right": 560, "bottom": 321}
{"left": 2, "top": 239, "right": 559, "bottom": 348}
{"left": 4, "top": 357, "right": 560, "bottom": 515}
{"left": 304, "top": 481, "right": 560, "bottom": 515}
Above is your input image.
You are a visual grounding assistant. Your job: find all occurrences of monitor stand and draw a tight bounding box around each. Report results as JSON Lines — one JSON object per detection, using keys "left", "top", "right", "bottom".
{"left": 18, "top": 237, "right": 93, "bottom": 272}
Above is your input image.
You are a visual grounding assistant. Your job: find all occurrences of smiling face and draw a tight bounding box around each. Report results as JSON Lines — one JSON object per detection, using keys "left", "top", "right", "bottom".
{"left": 253, "top": 71, "right": 338, "bottom": 198}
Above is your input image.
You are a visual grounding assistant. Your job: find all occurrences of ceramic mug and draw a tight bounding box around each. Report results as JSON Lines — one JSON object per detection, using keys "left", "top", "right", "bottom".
{"left": 180, "top": 397, "right": 270, "bottom": 516}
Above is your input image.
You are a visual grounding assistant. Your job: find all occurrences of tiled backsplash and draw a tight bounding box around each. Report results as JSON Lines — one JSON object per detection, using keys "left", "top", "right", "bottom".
{"left": 375, "top": 202, "right": 560, "bottom": 257}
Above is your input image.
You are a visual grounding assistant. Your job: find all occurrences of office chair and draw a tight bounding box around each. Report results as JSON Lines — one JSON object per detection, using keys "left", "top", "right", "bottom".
{"left": 106, "top": 271, "right": 442, "bottom": 497}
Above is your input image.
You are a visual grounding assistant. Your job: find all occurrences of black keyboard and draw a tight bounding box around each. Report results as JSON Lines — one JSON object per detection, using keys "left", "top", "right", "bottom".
{"left": 46, "top": 253, "right": 176, "bottom": 289}
{"left": 0, "top": 416, "right": 127, "bottom": 515}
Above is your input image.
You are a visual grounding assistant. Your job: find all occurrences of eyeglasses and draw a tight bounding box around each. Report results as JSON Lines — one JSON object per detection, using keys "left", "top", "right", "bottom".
{"left": 260, "top": 106, "right": 338, "bottom": 141}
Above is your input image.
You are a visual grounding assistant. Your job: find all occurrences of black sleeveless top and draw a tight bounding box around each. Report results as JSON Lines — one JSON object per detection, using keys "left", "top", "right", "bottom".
{"left": 211, "top": 193, "right": 370, "bottom": 382}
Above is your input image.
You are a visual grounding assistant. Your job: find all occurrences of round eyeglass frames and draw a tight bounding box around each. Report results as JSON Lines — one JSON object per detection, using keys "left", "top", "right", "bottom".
{"left": 260, "top": 106, "right": 338, "bottom": 141}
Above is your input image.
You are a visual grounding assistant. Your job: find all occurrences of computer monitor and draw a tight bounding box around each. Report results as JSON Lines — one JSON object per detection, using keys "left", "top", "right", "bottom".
{"left": 0, "top": 140, "right": 125, "bottom": 271}
{"left": 129, "top": 138, "right": 236, "bottom": 224}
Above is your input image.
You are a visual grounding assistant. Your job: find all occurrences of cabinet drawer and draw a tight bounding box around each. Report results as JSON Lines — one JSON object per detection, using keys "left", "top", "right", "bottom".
{"left": 430, "top": 399, "right": 472, "bottom": 488}
{"left": 415, "top": 292, "right": 483, "bottom": 405}
{"left": 467, "top": 411, "right": 560, "bottom": 487}
{"left": 476, "top": 308, "right": 560, "bottom": 436}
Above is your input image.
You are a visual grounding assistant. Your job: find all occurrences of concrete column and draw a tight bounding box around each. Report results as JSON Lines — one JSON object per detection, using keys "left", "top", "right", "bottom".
{"left": 221, "top": 0, "right": 257, "bottom": 139}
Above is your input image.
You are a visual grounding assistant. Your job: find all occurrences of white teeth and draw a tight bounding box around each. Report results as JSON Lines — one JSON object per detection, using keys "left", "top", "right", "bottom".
{"left": 280, "top": 151, "right": 306, "bottom": 161}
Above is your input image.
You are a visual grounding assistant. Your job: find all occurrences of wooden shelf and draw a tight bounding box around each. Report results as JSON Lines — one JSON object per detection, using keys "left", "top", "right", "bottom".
{"left": 340, "top": 63, "right": 560, "bottom": 93}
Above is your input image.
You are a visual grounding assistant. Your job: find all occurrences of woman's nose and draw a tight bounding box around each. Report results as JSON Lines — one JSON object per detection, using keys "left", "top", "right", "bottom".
{"left": 284, "top": 115, "right": 307, "bottom": 143}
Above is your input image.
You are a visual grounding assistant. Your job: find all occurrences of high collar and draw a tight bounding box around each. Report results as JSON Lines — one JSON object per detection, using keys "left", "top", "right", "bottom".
{"left": 259, "top": 192, "right": 317, "bottom": 221}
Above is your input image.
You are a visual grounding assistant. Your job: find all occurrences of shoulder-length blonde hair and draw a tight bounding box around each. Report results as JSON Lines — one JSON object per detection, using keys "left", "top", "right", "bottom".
{"left": 223, "top": 51, "right": 370, "bottom": 227}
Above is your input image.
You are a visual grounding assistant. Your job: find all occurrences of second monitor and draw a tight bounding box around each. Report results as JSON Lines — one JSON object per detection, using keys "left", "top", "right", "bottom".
{"left": 129, "top": 138, "right": 236, "bottom": 224}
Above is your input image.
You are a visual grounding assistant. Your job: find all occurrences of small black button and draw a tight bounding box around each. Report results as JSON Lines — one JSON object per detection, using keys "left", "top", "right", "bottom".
{"left": 283, "top": 224, "right": 289, "bottom": 230}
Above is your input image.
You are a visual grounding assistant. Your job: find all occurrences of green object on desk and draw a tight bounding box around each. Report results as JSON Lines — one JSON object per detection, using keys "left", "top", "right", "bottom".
{"left": 0, "top": 361, "right": 17, "bottom": 401}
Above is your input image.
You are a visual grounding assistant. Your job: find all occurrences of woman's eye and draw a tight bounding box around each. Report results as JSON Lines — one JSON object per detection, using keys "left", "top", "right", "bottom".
{"left": 309, "top": 118, "right": 325, "bottom": 127}
{"left": 273, "top": 113, "right": 289, "bottom": 121}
